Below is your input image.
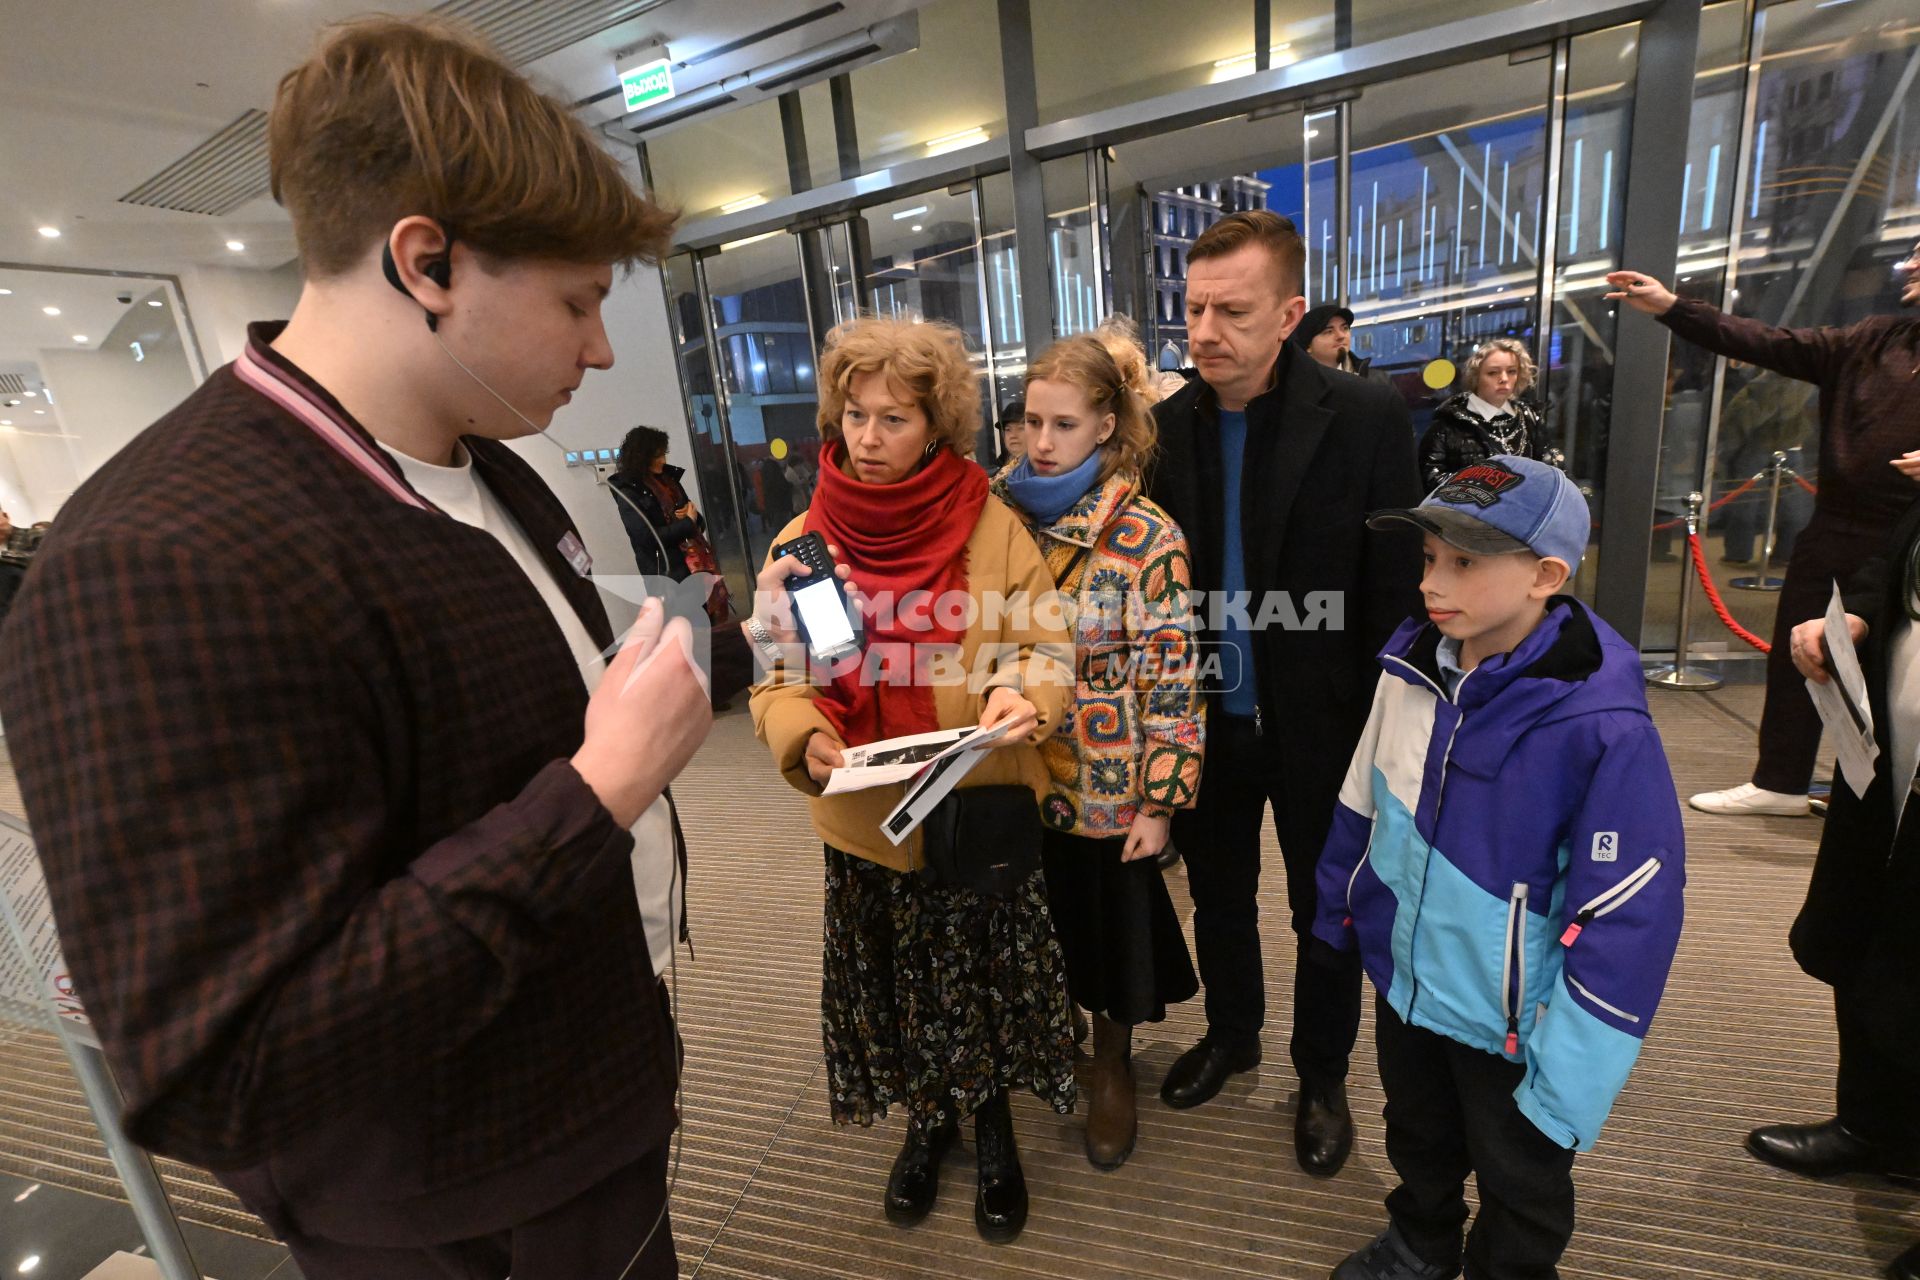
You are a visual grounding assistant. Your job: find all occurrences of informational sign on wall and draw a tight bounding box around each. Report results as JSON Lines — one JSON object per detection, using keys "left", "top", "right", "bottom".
{"left": 0, "top": 815, "right": 98, "bottom": 1047}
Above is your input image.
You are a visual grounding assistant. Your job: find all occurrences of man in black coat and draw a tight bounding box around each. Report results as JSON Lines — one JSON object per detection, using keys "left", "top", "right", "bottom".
{"left": 1147, "top": 211, "right": 1423, "bottom": 1176}
{"left": 1756, "top": 495, "right": 1920, "bottom": 1279}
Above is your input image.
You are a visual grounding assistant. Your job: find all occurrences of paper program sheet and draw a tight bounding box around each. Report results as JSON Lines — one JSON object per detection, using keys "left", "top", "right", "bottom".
{"left": 1805, "top": 583, "right": 1879, "bottom": 800}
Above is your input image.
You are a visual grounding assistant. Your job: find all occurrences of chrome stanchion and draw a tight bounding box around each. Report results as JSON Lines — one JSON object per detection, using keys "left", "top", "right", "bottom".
{"left": 1648, "top": 492, "right": 1724, "bottom": 691}
{"left": 1731, "top": 451, "right": 1788, "bottom": 591}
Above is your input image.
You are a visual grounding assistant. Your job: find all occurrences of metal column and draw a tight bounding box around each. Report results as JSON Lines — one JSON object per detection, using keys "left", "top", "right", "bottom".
{"left": 1532, "top": 41, "right": 1570, "bottom": 392}
{"left": 999, "top": 0, "right": 1055, "bottom": 355}
{"left": 1594, "top": 0, "right": 1703, "bottom": 646}
{"left": 1335, "top": 103, "right": 1352, "bottom": 308}
{"left": 690, "top": 252, "right": 759, "bottom": 582}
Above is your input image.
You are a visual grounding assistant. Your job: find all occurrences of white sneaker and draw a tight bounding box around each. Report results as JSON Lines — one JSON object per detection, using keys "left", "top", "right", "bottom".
{"left": 1688, "top": 782, "right": 1810, "bottom": 817}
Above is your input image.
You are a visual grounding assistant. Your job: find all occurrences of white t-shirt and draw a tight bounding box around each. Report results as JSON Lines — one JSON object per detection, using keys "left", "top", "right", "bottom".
{"left": 1889, "top": 602, "right": 1920, "bottom": 829}
{"left": 380, "top": 442, "right": 679, "bottom": 979}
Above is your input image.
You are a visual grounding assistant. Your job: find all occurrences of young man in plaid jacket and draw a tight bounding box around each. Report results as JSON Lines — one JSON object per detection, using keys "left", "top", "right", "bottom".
{"left": 0, "top": 16, "right": 832, "bottom": 1278}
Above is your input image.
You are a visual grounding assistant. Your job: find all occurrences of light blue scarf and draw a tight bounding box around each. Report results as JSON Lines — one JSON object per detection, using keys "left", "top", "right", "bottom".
{"left": 1002, "top": 451, "right": 1103, "bottom": 525}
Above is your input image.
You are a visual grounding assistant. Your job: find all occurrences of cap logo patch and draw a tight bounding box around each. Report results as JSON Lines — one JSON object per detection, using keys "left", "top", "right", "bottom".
{"left": 1435, "top": 460, "right": 1524, "bottom": 508}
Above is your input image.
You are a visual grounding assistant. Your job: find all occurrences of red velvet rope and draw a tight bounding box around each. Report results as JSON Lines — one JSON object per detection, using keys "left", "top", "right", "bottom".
{"left": 1650, "top": 472, "right": 1766, "bottom": 533}
{"left": 1686, "top": 531, "right": 1772, "bottom": 653}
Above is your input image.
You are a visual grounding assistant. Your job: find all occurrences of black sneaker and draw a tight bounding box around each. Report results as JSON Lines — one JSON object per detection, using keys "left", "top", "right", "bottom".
{"left": 1330, "top": 1225, "right": 1461, "bottom": 1280}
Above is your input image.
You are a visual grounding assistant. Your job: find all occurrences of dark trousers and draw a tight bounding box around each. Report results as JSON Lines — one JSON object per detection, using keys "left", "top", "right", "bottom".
{"left": 280, "top": 1144, "right": 676, "bottom": 1280}
{"left": 1171, "top": 711, "right": 1363, "bottom": 1085}
{"left": 1753, "top": 522, "right": 1885, "bottom": 794}
{"left": 1376, "top": 1001, "right": 1577, "bottom": 1280}
{"left": 1836, "top": 983, "right": 1920, "bottom": 1156}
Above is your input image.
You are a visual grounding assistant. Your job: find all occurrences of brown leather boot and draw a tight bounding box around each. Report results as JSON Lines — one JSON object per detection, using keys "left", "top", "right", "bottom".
{"left": 1085, "top": 1013, "right": 1137, "bottom": 1169}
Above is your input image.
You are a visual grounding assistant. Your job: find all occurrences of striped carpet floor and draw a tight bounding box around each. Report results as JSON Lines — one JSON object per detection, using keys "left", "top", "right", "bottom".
{"left": 2, "top": 681, "right": 1915, "bottom": 1278}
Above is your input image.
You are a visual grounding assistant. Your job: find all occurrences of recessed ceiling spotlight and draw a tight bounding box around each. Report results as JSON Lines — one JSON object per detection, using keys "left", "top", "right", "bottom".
{"left": 226, "top": 240, "right": 246, "bottom": 252}
{"left": 147, "top": 299, "right": 163, "bottom": 307}
{"left": 0, "top": 421, "right": 11, "bottom": 427}
{"left": 72, "top": 334, "right": 88, "bottom": 343}
{"left": 33, "top": 409, "right": 45, "bottom": 415}
{"left": 37, "top": 226, "right": 60, "bottom": 239}
{"left": 41, "top": 306, "right": 59, "bottom": 316}
{"left": 22, "top": 391, "right": 36, "bottom": 397}
{"left": 0, "top": 288, "right": 11, "bottom": 296}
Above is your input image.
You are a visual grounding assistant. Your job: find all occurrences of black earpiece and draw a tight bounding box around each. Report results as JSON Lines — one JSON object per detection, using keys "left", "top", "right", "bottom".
{"left": 381, "top": 222, "right": 455, "bottom": 332}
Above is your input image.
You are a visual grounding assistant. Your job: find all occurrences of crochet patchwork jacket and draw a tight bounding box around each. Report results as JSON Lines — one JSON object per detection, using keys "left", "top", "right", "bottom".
{"left": 994, "top": 467, "right": 1205, "bottom": 838}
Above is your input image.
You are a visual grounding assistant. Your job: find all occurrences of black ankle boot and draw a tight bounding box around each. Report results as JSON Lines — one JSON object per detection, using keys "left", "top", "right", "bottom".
{"left": 883, "top": 1115, "right": 956, "bottom": 1226}
{"left": 973, "top": 1090, "right": 1029, "bottom": 1243}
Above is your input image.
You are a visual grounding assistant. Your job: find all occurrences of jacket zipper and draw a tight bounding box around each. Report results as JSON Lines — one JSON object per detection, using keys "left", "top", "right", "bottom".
{"left": 1502, "top": 881, "right": 1529, "bottom": 1055}
{"left": 1376, "top": 654, "right": 1471, "bottom": 1020}
{"left": 1567, "top": 974, "right": 1641, "bottom": 1025}
{"left": 1559, "top": 857, "right": 1663, "bottom": 946}
{"left": 1346, "top": 843, "right": 1372, "bottom": 917}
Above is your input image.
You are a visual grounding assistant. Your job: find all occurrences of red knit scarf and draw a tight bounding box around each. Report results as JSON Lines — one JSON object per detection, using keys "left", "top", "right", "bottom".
{"left": 804, "top": 439, "right": 987, "bottom": 746}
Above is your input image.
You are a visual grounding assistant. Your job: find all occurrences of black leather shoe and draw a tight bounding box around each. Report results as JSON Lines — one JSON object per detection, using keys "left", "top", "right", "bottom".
{"left": 1297, "top": 1081, "right": 1354, "bottom": 1177}
{"left": 1159, "top": 1036, "right": 1262, "bottom": 1110}
{"left": 1888, "top": 1241, "right": 1920, "bottom": 1280}
{"left": 883, "top": 1117, "right": 956, "bottom": 1226}
{"left": 1746, "top": 1118, "right": 1906, "bottom": 1181}
{"left": 973, "top": 1091, "right": 1028, "bottom": 1244}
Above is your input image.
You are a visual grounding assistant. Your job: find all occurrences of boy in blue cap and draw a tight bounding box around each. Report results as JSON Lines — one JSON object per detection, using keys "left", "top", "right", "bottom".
{"left": 1316, "top": 457, "right": 1685, "bottom": 1280}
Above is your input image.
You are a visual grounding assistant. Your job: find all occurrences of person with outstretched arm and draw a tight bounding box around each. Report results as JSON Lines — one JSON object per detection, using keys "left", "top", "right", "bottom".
{"left": 1606, "top": 251, "right": 1920, "bottom": 818}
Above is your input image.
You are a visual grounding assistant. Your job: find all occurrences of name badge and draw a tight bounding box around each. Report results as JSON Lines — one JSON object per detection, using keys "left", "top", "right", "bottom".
{"left": 558, "top": 531, "right": 593, "bottom": 578}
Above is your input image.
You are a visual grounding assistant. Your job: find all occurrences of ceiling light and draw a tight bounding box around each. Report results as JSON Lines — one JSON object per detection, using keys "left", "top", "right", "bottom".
{"left": 10, "top": 1185, "right": 36, "bottom": 1204}
{"left": 147, "top": 299, "right": 163, "bottom": 307}
{"left": 41, "top": 306, "right": 59, "bottom": 316}
{"left": 719, "top": 231, "right": 783, "bottom": 251}
{"left": 0, "top": 421, "right": 11, "bottom": 427}
{"left": 925, "top": 127, "right": 989, "bottom": 157}
{"left": 33, "top": 410, "right": 44, "bottom": 415}
{"left": 719, "top": 195, "right": 767, "bottom": 215}
{"left": 23, "top": 390, "right": 35, "bottom": 397}
{"left": 226, "top": 240, "right": 246, "bottom": 252}
{"left": 18, "top": 1256, "right": 40, "bottom": 1275}
{"left": 911, "top": 224, "right": 923, "bottom": 233}
{"left": 73, "top": 334, "right": 88, "bottom": 343}
{"left": 892, "top": 205, "right": 930, "bottom": 221}
{"left": 0, "top": 289, "right": 11, "bottom": 296}
{"left": 37, "top": 226, "right": 60, "bottom": 239}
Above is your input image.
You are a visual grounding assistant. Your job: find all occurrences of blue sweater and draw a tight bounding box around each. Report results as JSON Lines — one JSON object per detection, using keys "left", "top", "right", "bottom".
{"left": 1313, "top": 598, "right": 1685, "bottom": 1151}
{"left": 1217, "top": 409, "right": 1257, "bottom": 717}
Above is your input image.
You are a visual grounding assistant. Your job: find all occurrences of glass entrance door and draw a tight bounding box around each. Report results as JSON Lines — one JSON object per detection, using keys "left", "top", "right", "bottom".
{"left": 665, "top": 179, "right": 1021, "bottom": 599}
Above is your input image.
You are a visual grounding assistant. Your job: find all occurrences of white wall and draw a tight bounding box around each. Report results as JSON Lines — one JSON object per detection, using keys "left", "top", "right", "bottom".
{"left": 2, "top": 428, "right": 82, "bottom": 520}
{"left": 177, "top": 261, "right": 304, "bottom": 368}
{"left": 0, "top": 437, "right": 38, "bottom": 525}
{"left": 39, "top": 306, "right": 198, "bottom": 487}
{"left": 505, "top": 258, "right": 700, "bottom": 635}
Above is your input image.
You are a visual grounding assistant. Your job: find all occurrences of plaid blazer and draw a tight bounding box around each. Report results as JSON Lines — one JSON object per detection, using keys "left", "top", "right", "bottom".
{"left": 0, "top": 325, "right": 696, "bottom": 1236}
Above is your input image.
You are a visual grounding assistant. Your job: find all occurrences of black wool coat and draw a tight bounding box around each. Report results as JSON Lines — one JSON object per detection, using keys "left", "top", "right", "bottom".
{"left": 1146, "top": 344, "right": 1424, "bottom": 762}
{"left": 1790, "top": 494, "right": 1920, "bottom": 1063}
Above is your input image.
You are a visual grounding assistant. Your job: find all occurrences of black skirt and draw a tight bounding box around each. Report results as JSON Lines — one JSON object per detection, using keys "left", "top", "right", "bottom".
{"left": 1040, "top": 828, "right": 1198, "bottom": 1025}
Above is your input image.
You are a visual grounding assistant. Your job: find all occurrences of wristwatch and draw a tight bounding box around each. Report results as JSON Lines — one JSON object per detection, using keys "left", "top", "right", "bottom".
{"left": 743, "top": 616, "right": 783, "bottom": 664}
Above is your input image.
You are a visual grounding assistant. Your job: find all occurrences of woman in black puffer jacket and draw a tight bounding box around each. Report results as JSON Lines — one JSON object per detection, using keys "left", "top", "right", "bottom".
{"left": 1420, "top": 337, "right": 1547, "bottom": 491}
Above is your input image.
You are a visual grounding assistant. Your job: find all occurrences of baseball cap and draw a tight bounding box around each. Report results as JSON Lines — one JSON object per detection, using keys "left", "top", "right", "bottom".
{"left": 1294, "top": 304, "right": 1356, "bottom": 349}
{"left": 1368, "top": 456, "right": 1590, "bottom": 570}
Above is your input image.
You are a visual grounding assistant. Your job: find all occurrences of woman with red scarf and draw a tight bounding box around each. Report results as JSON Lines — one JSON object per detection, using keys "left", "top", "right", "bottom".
{"left": 751, "top": 317, "right": 1075, "bottom": 1244}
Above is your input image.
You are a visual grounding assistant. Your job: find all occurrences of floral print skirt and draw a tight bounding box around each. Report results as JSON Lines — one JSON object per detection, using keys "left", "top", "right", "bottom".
{"left": 821, "top": 845, "right": 1077, "bottom": 1132}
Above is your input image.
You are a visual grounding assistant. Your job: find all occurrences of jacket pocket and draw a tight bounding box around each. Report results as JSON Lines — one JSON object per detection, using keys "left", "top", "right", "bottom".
{"left": 1559, "top": 857, "right": 1663, "bottom": 946}
{"left": 1503, "top": 881, "right": 1529, "bottom": 1056}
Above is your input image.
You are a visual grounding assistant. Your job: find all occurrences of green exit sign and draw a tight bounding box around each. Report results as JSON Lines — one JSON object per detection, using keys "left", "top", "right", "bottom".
{"left": 620, "top": 58, "right": 675, "bottom": 113}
